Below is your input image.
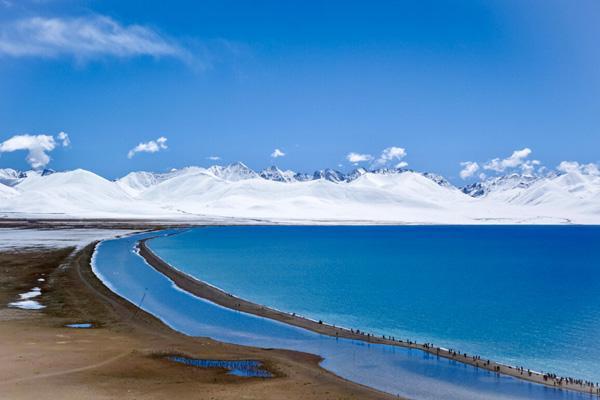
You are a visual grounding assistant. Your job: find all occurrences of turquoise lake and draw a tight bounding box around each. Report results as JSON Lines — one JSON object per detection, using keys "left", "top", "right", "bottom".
{"left": 148, "top": 226, "right": 600, "bottom": 383}
{"left": 93, "top": 229, "right": 599, "bottom": 399}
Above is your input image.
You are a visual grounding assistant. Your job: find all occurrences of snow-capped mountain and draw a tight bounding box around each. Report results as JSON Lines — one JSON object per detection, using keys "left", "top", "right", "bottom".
{"left": 484, "top": 170, "right": 600, "bottom": 208}
{"left": 461, "top": 173, "right": 543, "bottom": 197}
{"left": 0, "top": 168, "right": 27, "bottom": 186}
{"left": 208, "top": 162, "right": 259, "bottom": 181}
{"left": 259, "top": 166, "right": 297, "bottom": 182}
{"left": 346, "top": 167, "right": 368, "bottom": 182}
{"left": 0, "top": 182, "right": 19, "bottom": 198}
{"left": 1, "top": 163, "right": 598, "bottom": 223}
{"left": 422, "top": 172, "right": 453, "bottom": 188}
{"left": 313, "top": 168, "right": 346, "bottom": 183}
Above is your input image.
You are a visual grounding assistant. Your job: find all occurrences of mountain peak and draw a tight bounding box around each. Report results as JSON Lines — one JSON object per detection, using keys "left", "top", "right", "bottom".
{"left": 259, "top": 166, "right": 295, "bottom": 182}
{"left": 313, "top": 168, "right": 345, "bottom": 183}
{"left": 0, "top": 168, "right": 28, "bottom": 186}
{"left": 208, "top": 162, "right": 259, "bottom": 181}
{"left": 461, "top": 173, "right": 542, "bottom": 197}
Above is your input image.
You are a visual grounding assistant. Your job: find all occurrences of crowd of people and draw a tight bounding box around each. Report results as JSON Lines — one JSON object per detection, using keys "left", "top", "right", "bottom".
{"left": 284, "top": 310, "right": 600, "bottom": 396}
{"left": 337, "top": 321, "right": 600, "bottom": 396}
{"left": 542, "top": 372, "right": 600, "bottom": 394}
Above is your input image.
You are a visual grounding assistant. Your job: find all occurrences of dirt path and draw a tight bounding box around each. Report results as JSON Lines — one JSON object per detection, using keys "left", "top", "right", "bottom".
{"left": 0, "top": 351, "right": 131, "bottom": 385}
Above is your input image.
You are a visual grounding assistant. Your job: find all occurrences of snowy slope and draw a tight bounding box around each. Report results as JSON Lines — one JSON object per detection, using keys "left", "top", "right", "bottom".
{"left": 0, "top": 165, "right": 599, "bottom": 223}
{"left": 3, "top": 169, "right": 168, "bottom": 218}
{"left": 485, "top": 171, "right": 600, "bottom": 209}
{"left": 0, "top": 182, "right": 19, "bottom": 198}
{"left": 461, "top": 174, "right": 542, "bottom": 197}
{"left": 0, "top": 168, "right": 27, "bottom": 186}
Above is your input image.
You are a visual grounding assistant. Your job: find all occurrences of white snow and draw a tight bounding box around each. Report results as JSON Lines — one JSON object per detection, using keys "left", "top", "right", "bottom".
{"left": 0, "top": 168, "right": 27, "bottom": 186}
{"left": 0, "top": 182, "right": 19, "bottom": 198}
{"left": 0, "top": 166, "right": 599, "bottom": 224}
{"left": 18, "top": 287, "right": 41, "bottom": 300}
{"left": 8, "top": 300, "right": 45, "bottom": 310}
{"left": 0, "top": 228, "right": 138, "bottom": 250}
{"left": 8, "top": 286, "right": 45, "bottom": 310}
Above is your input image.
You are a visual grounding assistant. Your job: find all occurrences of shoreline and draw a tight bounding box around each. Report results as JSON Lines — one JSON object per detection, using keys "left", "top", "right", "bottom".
{"left": 1, "top": 239, "right": 395, "bottom": 400}
{"left": 138, "top": 236, "right": 600, "bottom": 397}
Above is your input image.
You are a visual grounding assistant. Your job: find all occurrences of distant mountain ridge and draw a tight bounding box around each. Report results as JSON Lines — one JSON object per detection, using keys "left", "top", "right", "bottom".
{"left": 0, "top": 164, "right": 598, "bottom": 223}
{"left": 461, "top": 173, "right": 544, "bottom": 197}
{"left": 114, "top": 163, "right": 457, "bottom": 187}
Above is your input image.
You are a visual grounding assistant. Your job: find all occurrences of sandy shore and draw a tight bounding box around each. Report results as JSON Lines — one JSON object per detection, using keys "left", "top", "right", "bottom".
{"left": 139, "top": 237, "right": 600, "bottom": 397}
{"left": 0, "top": 241, "right": 394, "bottom": 399}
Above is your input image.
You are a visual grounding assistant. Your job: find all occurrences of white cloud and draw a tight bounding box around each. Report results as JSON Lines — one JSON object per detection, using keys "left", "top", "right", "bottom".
{"left": 57, "top": 131, "right": 70, "bottom": 146}
{"left": 557, "top": 161, "right": 600, "bottom": 176}
{"left": 520, "top": 159, "right": 541, "bottom": 175}
{"left": 584, "top": 164, "right": 600, "bottom": 175}
{"left": 374, "top": 146, "right": 407, "bottom": 167}
{"left": 0, "top": 15, "right": 189, "bottom": 62}
{"left": 396, "top": 161, "right": 408, "bottom": 169}
{"left": 0, "top": 132, "right": 69, "bottom": 169}
{"left": 459, "top": 161, "right": 480, "bottom": 179}
{"left": 483, "top": 148, "right": 533, "bottom": 172}
{"left": 127, "top": 136, "right": 168, "bottom": 159}
{"left": 271, "top": 148, "right": 285, "bottom": 158}
{"left": 557, "top": 161, "right": 579, "bottom": 173}
{"left": 346, "top": 152, "right": 373, "bottom": 164}
{"left": 207, "top": 155, "right": 221, "bottom": 161}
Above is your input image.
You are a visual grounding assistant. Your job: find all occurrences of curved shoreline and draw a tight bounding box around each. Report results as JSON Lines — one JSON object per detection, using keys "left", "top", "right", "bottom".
{"left": 138, "top": 236, "right": 600, "bottom": 397}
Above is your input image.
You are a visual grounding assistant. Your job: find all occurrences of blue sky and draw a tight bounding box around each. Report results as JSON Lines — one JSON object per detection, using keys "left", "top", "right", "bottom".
{"left": 0, "top": 0, "right": 598, "bottom": 182}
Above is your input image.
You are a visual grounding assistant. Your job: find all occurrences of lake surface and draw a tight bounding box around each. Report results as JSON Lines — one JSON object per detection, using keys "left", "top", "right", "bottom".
{"left": 92, "top": 231, "right": 590, "bottom": 400}
{"left": 93, "top": 230, "right": 596, "bottom": 399}
{"left": 148, "top": 226, "right": 600, "bottom": 383}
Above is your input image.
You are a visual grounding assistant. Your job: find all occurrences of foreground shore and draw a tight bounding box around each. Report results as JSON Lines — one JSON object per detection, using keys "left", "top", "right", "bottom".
{"left": 0, "top": 238, "right": 394, "bottom": 399}
{"left": 139, "top": 236, "right": 600, "bottom": 397}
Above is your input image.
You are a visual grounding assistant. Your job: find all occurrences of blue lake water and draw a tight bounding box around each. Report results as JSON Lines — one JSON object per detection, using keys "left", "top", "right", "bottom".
{"left": 148, "top": 226, "right": 600, "bottom": 383}
{"left": 92, "top": 229, "right": 599, "bottom": 399}
{"left": 166, "top": 356, "right": 272, "bottom": 377}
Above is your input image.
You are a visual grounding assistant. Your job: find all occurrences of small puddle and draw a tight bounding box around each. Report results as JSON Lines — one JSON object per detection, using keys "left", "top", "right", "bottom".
{"left": 166, "top": 355, "right": 272, "bottom": 378}
{"left": 65, "top": 323, "right": 93, "bottom": 329}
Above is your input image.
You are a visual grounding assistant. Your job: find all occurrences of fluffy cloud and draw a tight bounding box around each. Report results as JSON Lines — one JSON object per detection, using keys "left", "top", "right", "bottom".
{"left": 557, "top": 161, "right": 599, "bottom": 176}
{"left": 0, "top": 15, "right": 188, "bottom": 62}
{"left": 271, "top": 148, "right": 285, "bottom": 158}
{"left": 346, "top": 152, "right": 373, "bottom": 164}
{"left": 396, "top": 161, "right": 408, "bottom": 169}
{"left": 459, "top": 161, "right": 480, "bottom": 179}
{"left": 127, "top": 136, "right": 168, "bottom": 159}
{"left": 0, "top": 132, "right": 69, "bottom": 169}
{"left": 207, "top": 155, "right": 221, "bottom": 161}
{"left": 57, "top": 131, "right": 70, "bottom": 146}
{"left": 374, "top": 146, "right": 407, "bottom": 167}
{"left": 460, "top": 148, "right": 546, "bottom": 180}
{"left": 520, "top": 159, "right": 541, "bottom": 175}
{"left": 483, "top": 148, "right": 534, "bottom": 172}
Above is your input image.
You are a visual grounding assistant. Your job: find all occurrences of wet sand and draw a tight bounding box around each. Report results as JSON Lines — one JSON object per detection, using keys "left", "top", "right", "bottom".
{"left": 0, "top": 242, "right": 394, "bottom": 399}
{"left": 139, "top": 237, "right": 600, "bottom": 397}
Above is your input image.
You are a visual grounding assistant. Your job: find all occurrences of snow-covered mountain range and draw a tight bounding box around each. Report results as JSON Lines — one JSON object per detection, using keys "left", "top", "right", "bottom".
{"left": 1, "top": 163, "right": 599, "bottom": 224}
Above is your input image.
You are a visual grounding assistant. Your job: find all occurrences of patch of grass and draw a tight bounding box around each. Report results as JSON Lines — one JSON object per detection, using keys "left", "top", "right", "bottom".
{"left": 0, "top": 247, "right": 74, "bottom": 305}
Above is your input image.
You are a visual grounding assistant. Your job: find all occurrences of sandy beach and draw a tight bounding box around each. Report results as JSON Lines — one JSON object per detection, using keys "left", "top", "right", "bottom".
{"left": 139, "top": 236, "right": 600, "bottom": 397}
{"left": 0, "top": 235, "right": 394, "bottom": 399}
